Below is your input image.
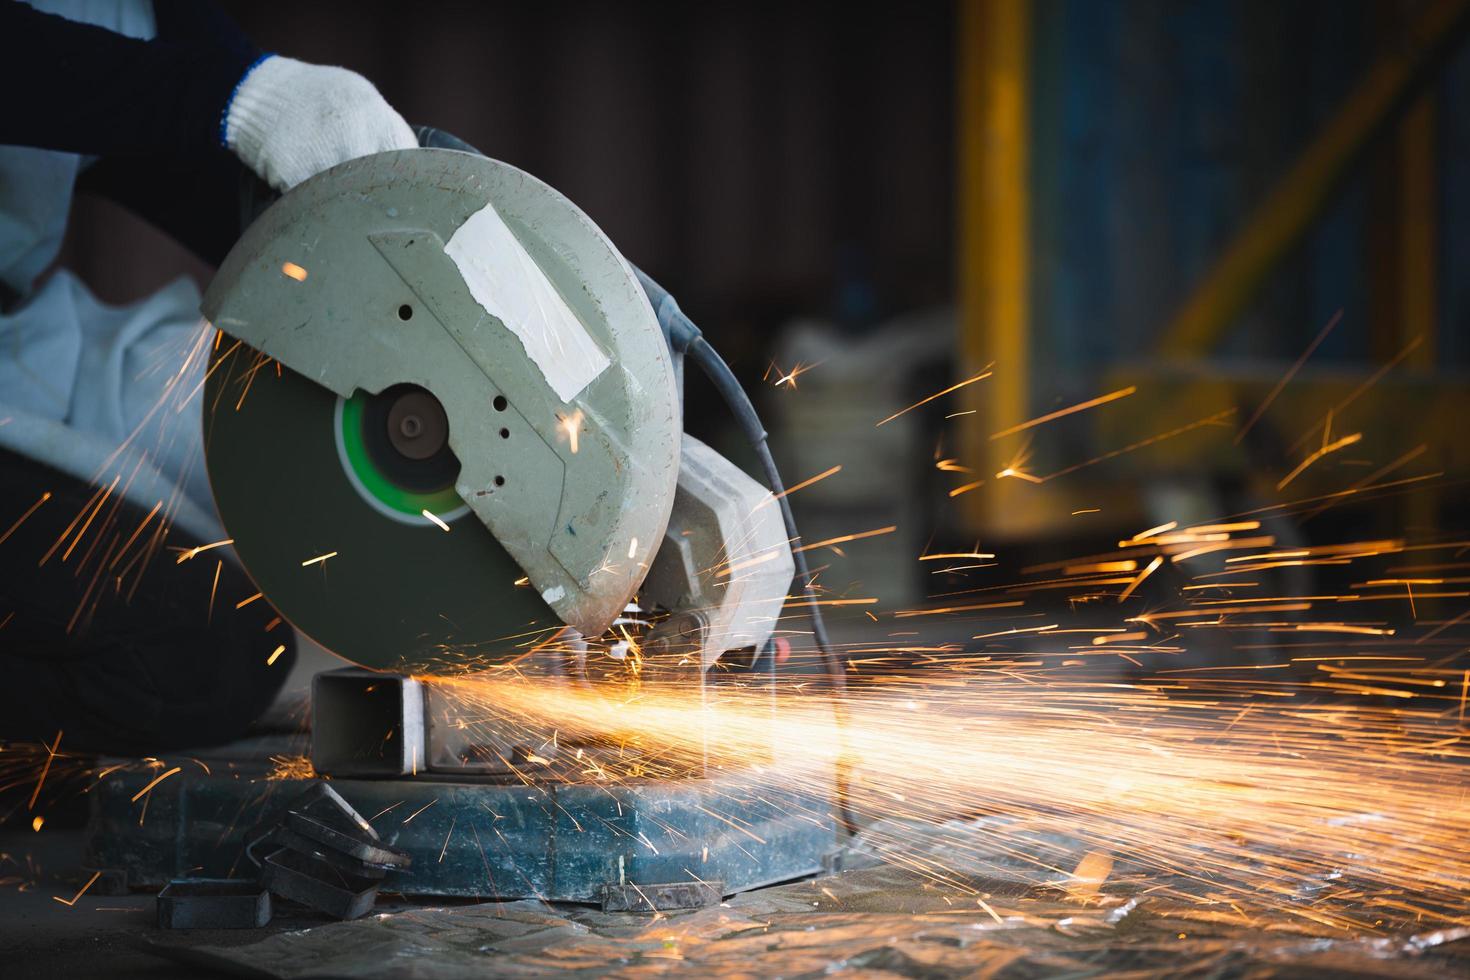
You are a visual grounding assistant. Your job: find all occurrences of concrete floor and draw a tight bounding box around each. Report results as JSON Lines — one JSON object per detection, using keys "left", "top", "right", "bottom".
{"left": 1, "top": 827, "right": 233, "bottom": 980}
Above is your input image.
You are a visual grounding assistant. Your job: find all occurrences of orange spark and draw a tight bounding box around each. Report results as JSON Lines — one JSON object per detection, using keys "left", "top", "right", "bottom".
{"left": 1066, "top": 561, "right": 1138, "bottom": 575}
{"left": 1042, "top": 408, "right": 1237, "bottom": 482}
{"left": 174, "top": 538, "right": 235, "bottom": 564}
{"left": 893, "top": 600, "right": 1026, "bottom": 618}
{"left": 301, "top": 551, "right": 338, "bottom": 567}
{"left": 206, "top": 560, "right": 222, "bottom": 626}
{"left": 558, "top": 409, "right": 584, "bottom": 454}
{"left": 130, "top": 767, "right": 181, "bottom": 804}
{"left": 990, "top": 386, "right": 1135, "bottom": 440}
{"left": 765, "top": 359, "right": 820, "bottom": 388}
{"left": 1093, "top": 631, "right": 1148, "bottom": 646}
{"left": 1276, "top": 432, "right": 1363, "bottom": 491}
{"left": 876, "top": 369, "right": 992, "bottom": 427}
{"left": 793, "top": 525, "right": 896, "bottom": 554}
{"left": 1117, "top": 556, "right": 1163, "bottom": 603}
{"left": 52, "top": 871, "right": 102, "bottom": 908}
{"left": 281, "top": 261, "right": 308, "bottom": 282}
{"left": 28, "top": 731, "right": 62, "bottom": 810}
{"left": 995, "top": 467, "right": 1044, "bottom": 484}
{"left": 769, "top": 465, "right": 842, "bottom": 503}
{"left": 1236, "top": 309, "right": 1341, "bottom": 444}
{"left": 0, "top": 491, "right": 51, "bottom": 548}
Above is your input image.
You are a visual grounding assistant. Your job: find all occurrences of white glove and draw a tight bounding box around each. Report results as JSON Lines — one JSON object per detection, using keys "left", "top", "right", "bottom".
{"left": 223, "top": 55, "right": 417, "bottom": 192}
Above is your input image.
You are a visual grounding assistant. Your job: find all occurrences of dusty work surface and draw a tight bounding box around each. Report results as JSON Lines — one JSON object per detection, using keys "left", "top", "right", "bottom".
{"left": 6, "top": 821, "right": 1467, "bottom": 979}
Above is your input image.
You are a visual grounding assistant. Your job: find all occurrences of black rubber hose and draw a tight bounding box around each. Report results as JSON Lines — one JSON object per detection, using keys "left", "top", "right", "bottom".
{"left": 638, "top": 269, "right": 856, "bottom": 836}
{"left": 682, "top": 336, "right": 844, "bottom": 688}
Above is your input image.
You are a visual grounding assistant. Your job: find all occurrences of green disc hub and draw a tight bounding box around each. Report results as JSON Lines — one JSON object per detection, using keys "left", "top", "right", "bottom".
{"left": 335, "top": 385, "right": 468, "bottom": 525}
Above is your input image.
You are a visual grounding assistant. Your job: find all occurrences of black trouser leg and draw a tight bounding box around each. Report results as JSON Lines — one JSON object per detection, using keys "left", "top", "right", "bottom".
{"left": 0, "top": 448, "right": 294, "bottom": 753}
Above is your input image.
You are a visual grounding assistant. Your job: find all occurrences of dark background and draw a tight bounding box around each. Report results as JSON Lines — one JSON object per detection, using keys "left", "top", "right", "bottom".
{"left": 55, "top": 1, "right": 1470, "bottom": 593}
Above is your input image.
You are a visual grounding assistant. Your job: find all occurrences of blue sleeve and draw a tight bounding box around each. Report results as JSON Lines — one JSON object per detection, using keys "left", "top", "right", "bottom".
{"left": 0, "top": 0, "right": 261, "bottom": 158}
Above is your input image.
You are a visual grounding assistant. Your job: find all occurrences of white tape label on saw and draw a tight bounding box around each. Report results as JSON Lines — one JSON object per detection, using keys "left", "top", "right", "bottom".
{"left": 445, "top": 202, "right": 610, "bottom": 403}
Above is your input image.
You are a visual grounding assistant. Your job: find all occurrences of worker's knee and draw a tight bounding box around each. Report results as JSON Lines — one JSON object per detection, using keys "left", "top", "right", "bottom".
{"left": 0, "top": 450, "right": 294, "bottom": 753}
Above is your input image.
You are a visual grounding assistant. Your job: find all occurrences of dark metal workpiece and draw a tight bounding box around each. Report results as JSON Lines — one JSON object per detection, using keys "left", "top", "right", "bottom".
{"left": 311, "top": 669, "right": 426, "bottom": 778}
{"left": 282, "top": 811, "right": 411, "bottom": 869}
{"left": 284, "top": 783, "right": 411, "bottom": 867}
{"left": 248, "top": 826, "right": 390, "bottom": 879}
{"left": 602, "top": 880, "right": 724, "bottom": 912}
{"left": 259, "top": 847, "right": 380, "bottom": 921}
{"left": 156, "top": 879, "right": 272, "bottom": 929}
{"left": 241, "top": 782, "right": 410, "bottom": 920}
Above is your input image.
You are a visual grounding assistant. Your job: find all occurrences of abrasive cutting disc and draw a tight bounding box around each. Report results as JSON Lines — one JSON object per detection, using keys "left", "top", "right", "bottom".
{"left": 203, "top": 341, "right": 558, "bottom": 673}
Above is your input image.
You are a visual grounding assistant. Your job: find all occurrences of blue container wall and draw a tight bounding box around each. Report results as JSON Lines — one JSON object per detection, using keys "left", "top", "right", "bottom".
{"left": 1026, "top": 0, "right": 1459, "bottom": 370}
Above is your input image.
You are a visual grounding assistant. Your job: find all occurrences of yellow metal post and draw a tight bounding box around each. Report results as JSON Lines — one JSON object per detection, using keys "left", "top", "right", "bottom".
{"left": 1158, "top": 0, "right": 1468, "bottom": 358}
{"left": 958, "top": 0, "right": 1037, "bottom": 534}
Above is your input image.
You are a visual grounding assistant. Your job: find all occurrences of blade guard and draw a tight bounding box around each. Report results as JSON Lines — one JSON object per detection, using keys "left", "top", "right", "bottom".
{"left": 202, "top": 149, "right": 680, "bottom": 637}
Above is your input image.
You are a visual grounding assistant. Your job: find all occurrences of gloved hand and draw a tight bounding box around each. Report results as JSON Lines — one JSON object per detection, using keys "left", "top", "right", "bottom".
{"left": 222, "top": 55, "right": 417, "bottom": 192}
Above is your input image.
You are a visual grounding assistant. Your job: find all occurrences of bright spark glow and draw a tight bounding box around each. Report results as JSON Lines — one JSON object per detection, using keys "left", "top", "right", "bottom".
{"left": 173, "top": 538, "right": 234, "bottom": 564}
{"left": 52, "top": 870, "right": 102, "bottom": 907}
{"left": 1277, "top": 432, "right": 1363, "bottom": 491}
{"left": 559, "top": 410, "right": 584, "bottom": 453}
{"left": 128, "top": 766, "right": 180, "bottom": 804}
{"left": 423, "top": 658, "right": 1470, "bottom": 932}
{"left": 422, "top": 509, "right": 451, "bottom": 532}
{"left": 280, "top": 261, "right": 308, "bottom": 282}
{"left": 996, "top": 466, "right": 1044, "bottom": 484}
{"left": 793, "top": 525, "right": 897, "bottom": 554}
{"left": 764, "top": 359, "right": 821, "bottom": 388}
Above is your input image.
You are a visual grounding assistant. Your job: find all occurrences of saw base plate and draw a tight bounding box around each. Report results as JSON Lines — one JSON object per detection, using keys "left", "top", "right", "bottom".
{"left": 85, "top": 752, "right": 836, "bottom": 907}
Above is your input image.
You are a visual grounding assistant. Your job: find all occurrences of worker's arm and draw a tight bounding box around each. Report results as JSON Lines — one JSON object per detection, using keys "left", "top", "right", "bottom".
{"left": 1, "top": 0, "right": 415, "bottom": 262}
{"left": 0, "top": 0, "right": 257, "bottom": 159}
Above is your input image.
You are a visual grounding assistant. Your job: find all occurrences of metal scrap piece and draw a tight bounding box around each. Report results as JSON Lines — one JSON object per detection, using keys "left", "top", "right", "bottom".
{"left": 259, "top": 847, "right": 380, "bottom": 921}
{"left": 245, "top": 781, "right": 411, "bottom": 920}
{"left": 156, "top": 879, "right": 272, "bottom": 929}
{"left": 250, "top": 825, "right": 391, "bottom": 879}
{"left": 281, "top": 812, "right": 411, "bottom": 870}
